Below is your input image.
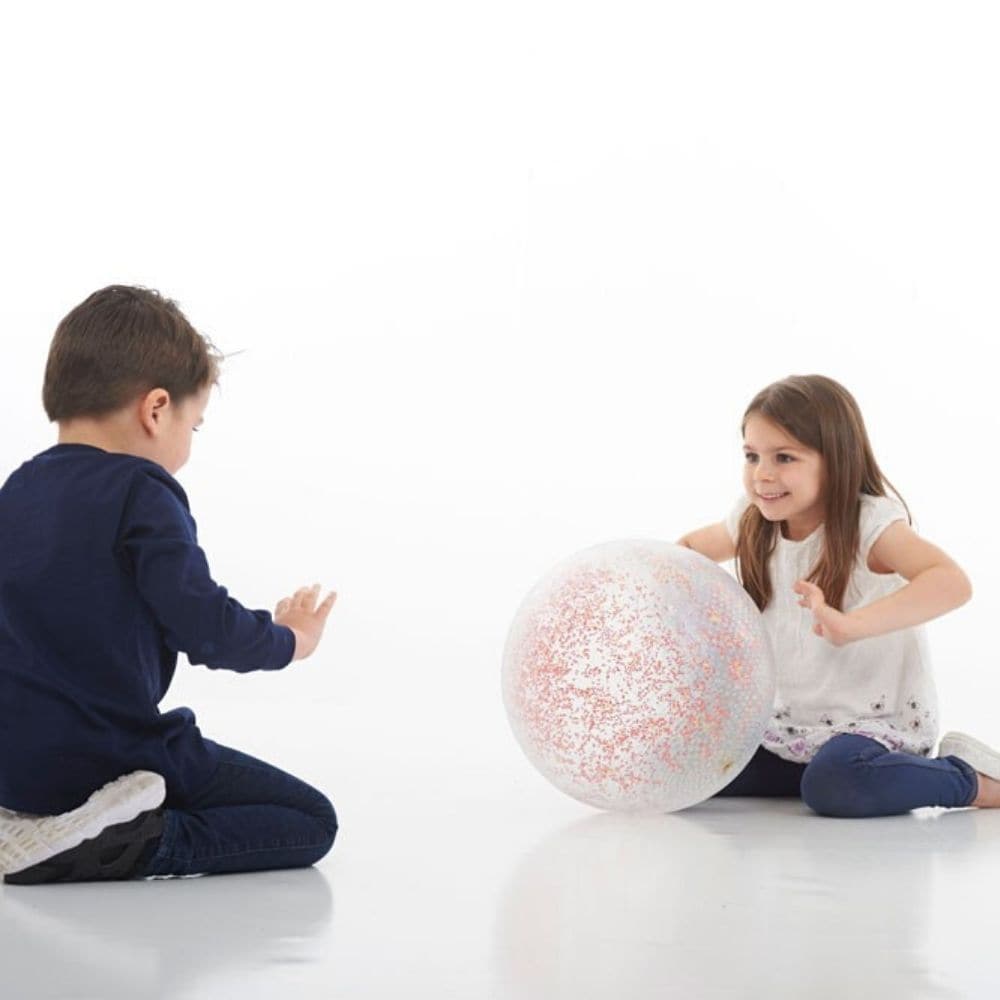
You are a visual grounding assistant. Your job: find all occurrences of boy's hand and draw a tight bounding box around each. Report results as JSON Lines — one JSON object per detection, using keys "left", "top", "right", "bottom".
{"left": 793, "top": 580, "right": 863, "bottom": 647}
{"left": 275, "top": 584, "right": 337, "bottom": 661}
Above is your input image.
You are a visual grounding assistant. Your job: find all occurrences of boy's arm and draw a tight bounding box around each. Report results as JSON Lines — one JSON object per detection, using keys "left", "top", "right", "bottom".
{"left": 118, "top": 470, "right": 295, "bottom": 672}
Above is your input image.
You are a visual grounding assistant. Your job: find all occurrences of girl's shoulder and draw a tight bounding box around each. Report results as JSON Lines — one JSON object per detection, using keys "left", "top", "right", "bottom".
{"left": 858, "top": 493, "right": 910, "bottom": 561}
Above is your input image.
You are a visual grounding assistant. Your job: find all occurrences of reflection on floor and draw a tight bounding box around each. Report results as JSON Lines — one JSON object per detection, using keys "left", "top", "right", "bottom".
{"left": 1, "top": 868, "right": 333, "bottom": 999}
{"left": 3, "top": 770, "right": 998, "bottom": 999}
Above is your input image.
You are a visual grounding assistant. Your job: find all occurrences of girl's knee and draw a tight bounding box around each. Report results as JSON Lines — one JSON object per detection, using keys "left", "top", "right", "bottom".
{"left": 800, "top": 735, "right": 891, "bottom": 817}
{"left": 800, "top": 758, "right": 875, "bottom": 818}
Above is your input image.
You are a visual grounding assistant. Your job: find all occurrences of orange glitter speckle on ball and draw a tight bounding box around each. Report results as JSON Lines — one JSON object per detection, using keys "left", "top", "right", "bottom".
{"left": 501, "top": 540, "right": 775, "bottom": 813}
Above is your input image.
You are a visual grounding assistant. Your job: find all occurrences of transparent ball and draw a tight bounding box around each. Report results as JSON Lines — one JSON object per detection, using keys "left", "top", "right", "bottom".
{"left": 502, "top": 540, "right": 775, "bottom": 812}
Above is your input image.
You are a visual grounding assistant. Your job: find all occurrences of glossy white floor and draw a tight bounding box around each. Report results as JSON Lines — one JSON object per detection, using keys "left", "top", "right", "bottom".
{"left": 5, "top": 4, "right": 1000, "bottom": 996}
{"left": 4, "top": 705, "right": 999, "bottom": 1000}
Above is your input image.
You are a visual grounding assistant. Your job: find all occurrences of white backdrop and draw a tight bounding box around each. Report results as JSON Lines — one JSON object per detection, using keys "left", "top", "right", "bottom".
{"left": 2, "top": 2, "right": 998, "bottom": 796}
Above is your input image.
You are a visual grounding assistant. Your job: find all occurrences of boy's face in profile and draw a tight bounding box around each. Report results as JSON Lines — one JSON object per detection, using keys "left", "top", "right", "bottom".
{"left": 56, "top": 382, "right": 212, "bottom": 476}
{"left": 149, "top": 384, "right": 211, "bottom": 475}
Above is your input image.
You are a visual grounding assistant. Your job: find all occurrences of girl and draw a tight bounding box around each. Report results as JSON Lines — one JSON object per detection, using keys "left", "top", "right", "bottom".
{"left": 678, "top": 374, "right": 1000, "bottom": 817}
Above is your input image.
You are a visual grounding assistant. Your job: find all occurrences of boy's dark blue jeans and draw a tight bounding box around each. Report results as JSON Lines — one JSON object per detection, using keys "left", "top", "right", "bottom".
{"left": 714, "top": 734, "right": 978, "bottom": 817}
{"left": 143, "top": 741, "right": 337, "bottom": 877}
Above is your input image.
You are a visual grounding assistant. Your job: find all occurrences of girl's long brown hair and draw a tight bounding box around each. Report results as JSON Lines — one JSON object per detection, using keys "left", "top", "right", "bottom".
{"left": 736, "top": 375, "right": 910, "bottom": 612}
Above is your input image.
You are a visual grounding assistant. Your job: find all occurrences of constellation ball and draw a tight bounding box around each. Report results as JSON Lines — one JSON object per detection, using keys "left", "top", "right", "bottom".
{"left": 502, "top": 540, "right": 775, "bottom": 813}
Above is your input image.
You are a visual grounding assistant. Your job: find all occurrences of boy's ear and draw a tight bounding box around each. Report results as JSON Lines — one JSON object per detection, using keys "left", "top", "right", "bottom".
{"left": 139, "top": 387, "right": 172, "bottom": 436}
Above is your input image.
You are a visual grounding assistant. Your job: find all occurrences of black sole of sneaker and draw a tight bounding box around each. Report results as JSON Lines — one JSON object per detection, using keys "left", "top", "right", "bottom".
{"left": 4, "top": 808, "right": 165, "bottom": 886}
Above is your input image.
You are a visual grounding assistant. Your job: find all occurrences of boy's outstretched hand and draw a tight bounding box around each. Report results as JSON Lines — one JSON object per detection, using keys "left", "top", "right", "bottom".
{"left": 275, "top": 584, "right": 337, "bottom": 661}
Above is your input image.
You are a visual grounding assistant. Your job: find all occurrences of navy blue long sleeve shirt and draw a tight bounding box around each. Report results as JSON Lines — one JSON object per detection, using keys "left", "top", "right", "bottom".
{"left": 0, "top": 444, "right": 295, "bottom": 814}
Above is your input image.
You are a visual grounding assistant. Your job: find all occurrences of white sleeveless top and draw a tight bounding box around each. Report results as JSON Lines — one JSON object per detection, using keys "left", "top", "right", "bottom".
{"left": 725, "top": 493, "right": 939, "bottom": 763}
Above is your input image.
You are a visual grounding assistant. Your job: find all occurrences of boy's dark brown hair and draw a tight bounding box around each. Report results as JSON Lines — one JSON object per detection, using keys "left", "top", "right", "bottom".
{"left": 735, "top": 374, "right": 910, "bottom": 613}
{"left": 43, "top": 285, "right": 223, "bottom": 422}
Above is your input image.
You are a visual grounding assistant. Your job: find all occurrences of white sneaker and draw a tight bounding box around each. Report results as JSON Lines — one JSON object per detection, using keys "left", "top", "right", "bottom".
{"left": 0, "top": 771, "right": 165, "bottom": 878}
{"left": 937, "top": 731, "right": 1000, "bottom": 780}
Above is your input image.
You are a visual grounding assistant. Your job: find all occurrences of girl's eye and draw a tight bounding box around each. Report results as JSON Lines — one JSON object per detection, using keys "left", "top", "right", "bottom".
{"left": 743, "top": 452, "right": 794, "bottom": 464}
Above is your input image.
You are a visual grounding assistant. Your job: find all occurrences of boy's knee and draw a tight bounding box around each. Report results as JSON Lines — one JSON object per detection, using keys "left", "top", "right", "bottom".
{"left": 312, "top": 792, "right": 338, "bottom": 856}
{"left": 322, "top": 797, "right": 338, "bottom": 842}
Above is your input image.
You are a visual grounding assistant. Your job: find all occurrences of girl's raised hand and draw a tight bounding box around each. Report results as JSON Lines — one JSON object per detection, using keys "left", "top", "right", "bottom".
{"left": 793, "top": 580, "right": 861, "bottom": 647}
{"left": 275, "top": 584, "right": 337, "bottom": 661}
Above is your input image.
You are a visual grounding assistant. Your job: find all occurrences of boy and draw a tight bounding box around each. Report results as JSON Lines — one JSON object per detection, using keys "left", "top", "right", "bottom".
{"left": 0, "top": 286, "right": 337, "bottom": 884}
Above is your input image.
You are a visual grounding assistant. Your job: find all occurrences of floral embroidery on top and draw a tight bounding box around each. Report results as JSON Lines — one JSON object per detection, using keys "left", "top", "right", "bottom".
{"left": 761, "top": 691, "right": 938, "bottom": 762}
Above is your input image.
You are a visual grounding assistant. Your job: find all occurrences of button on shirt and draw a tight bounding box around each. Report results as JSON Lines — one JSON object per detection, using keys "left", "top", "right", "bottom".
{"left": 0, "top": 444, "right": 295, "bottom": 814}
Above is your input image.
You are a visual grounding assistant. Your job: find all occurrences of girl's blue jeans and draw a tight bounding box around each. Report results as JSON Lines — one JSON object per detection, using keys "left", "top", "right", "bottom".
{"left": 714, "top": 734, "right": 978, "bottom": 817}
{"left": 143, "top": 741, "right": 337, "bottom": 877}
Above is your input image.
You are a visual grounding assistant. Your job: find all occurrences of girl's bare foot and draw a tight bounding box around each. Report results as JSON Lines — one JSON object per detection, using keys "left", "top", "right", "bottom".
{"left": 972, "top": 772, "right": 1000, "bottom": 808}
{"left": 938, "top": 732, "right": 1000, "bottom": 807}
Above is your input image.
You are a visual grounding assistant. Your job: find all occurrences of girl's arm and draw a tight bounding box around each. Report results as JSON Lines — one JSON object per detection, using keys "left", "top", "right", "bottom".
{"left": 677, "top": 522, "right": 736, "bottom": 563}
{"left": 795, "top": 521, "right": 972, "bottom": 645}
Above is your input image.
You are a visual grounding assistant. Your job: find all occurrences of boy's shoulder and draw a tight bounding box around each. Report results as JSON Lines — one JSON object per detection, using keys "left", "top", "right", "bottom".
{"left": 123, "top": 456, "right": 191, "bottom": 510}
{"left": 7, "top": 446, "right": 190, "bottom": 511}
{"left": 94, "top": 451, "right": 192, "bottom": 515}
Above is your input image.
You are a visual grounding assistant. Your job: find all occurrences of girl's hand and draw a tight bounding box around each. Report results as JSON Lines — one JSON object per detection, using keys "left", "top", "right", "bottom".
{"left": 275, "top": 583, "right": 337, "bottom": 661}
{"left": 793, "top": 580, "right": 863, "bottom": 647}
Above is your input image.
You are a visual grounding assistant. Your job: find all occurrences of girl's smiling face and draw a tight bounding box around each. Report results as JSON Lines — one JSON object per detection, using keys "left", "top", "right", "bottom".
{"left": 742, "top": 411, "right": 826, "bottom": 541}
